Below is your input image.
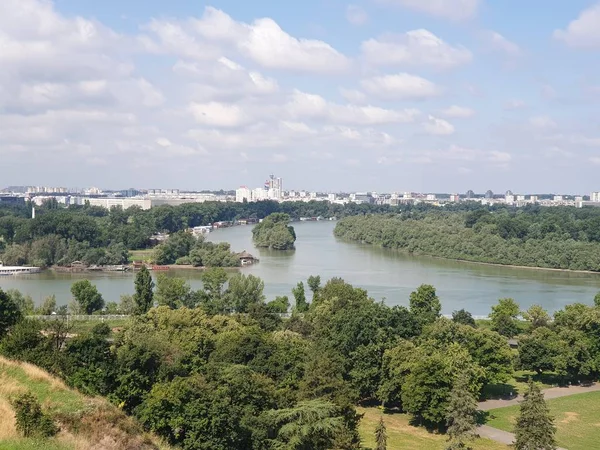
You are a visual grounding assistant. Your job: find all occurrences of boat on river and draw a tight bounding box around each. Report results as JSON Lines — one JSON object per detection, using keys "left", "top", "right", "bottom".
{"left": 0, "top": 263, "right": 41, "bottom": 276}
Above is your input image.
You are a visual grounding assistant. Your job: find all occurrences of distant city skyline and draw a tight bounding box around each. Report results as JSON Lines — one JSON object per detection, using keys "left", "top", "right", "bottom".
{"left": 1, "top": 1, "right": 600, "bottom": 192}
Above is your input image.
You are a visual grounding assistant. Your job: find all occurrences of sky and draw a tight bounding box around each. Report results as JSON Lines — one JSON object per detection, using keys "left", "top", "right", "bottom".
{"left": 1, "top": 0, "right": 600, "bottom": 194}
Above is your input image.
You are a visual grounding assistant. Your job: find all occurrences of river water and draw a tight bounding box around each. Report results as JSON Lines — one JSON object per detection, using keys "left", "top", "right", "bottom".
{"left": 1, "top": 221, "right": 599, "bottom": 315}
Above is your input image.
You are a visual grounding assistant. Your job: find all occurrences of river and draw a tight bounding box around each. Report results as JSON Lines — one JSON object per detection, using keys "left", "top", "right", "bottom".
{"left": 1, "top": 221, "right": 599, "bottom": 315}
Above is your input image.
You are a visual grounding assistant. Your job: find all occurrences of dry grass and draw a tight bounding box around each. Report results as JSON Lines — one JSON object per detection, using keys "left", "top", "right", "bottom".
{"left": 560, "top": 411, "right": 580, "bottom": 424}
{"left": 1, "top": 358, "right": 67, "bottom": 392}
{"left": 0, "top": 397, "right": 18, "bottom": 440}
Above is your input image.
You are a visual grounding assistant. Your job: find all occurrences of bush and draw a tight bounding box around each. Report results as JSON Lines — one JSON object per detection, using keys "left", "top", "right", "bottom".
{"left": 11, "top": 392, "right": 58, "bottom": 438}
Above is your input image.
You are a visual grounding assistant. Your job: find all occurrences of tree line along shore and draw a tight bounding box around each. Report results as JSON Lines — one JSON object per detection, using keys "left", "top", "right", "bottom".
{"left": 1, "top": 267, "right": 599, "bottom": 449}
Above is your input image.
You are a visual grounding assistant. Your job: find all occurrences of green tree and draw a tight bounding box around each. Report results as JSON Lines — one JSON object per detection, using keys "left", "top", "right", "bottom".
{"left": 0, "top": 288, "right": 23, "bottom": 336}
{"left": 266, "top": 400, "right": 345, "bottom": 450}
{"left": 293, "top": 282, "right": 309, "bottom": 312}
{"left": 375, "top": 417, "right": 387, "bottom": 450}
{"left": 70, "top": 280, "right": 104, "bottom": 314}
{"left": 133, "top": 265, "right": 154, "bottom": 314}
{"left": 518, "top": 328, "right": 560, "bottom": 374}
{"left": 199, "top": 267, "right": 228, "bottom": 313}
{"left": 445, "top": 373, "right": 479, "bottom": 450}
{"left": 523, "top": 304, "right": 550, "bottom": 329}
{"left": 252, "top": 213, "right": 296, "bottom": 250}
{"left": 409, "top": 284, "right": 441, "bottom": 327}
{"left": 489, "top": 298, "right": 520, "bottom": 337}
{"left": 11, "top": 392, "right": 57, "bottom": 438}
{"left": 155, "top": 274, "right": 193, "bottom": 309}
{"left": 594, "top": 292, "right": 600, "bottom": 307}
{"left": 401, "top": 344, "right": 484, "bottom": 426}
{"left": 37, "top": 295, "right": 57, "bottom": 315}
{"left": 514, "top": 380, "right": 557, "bottom": 450}
{"left": 225, "top": 273, "right": 266, "bottom": 313}
{"left": 307, "top": 275, "right": 321, "bottom": 301}
{"left": 452, "top": 309, "right": 476, "bottom": 327}
{"left": 6, "top": 289, "right": 35, "bottom": 315}
{"left": 119, "top": 294, "right": 136, "bottom": 315}
{"left": 267, "top": 296, "right": 290, "bottom": 313}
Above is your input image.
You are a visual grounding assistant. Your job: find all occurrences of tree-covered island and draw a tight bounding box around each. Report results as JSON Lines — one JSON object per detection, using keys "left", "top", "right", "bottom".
{"left": 252, "top": 213, "right": 297, "bottom": 250}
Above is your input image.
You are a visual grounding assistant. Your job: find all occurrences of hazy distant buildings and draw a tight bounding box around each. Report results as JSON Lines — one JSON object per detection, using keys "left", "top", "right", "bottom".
{"left": 234, "top": 175, "right": 283, "bottom": 203}
{"left": 267, "top": 175, "right": 283, "bottom": 201}
{"left": 592, "top": 192, "right": 600, "bottom": 202}
{"left": 485, "top": 190, "right": 494, "bottom": 199}
{"left": 466, "top": 190, "right": 475, "bottom": 199}
{"left": 235, "top": 186, "right": 252, "bottom": 203}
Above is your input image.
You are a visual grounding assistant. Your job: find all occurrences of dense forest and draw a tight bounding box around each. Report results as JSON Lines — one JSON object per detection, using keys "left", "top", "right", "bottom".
{"left": 1, "top": 273, "right": 599, "bottom": 449}
{"left": 334, "top": 206, "right": 600, "bottom": 271}
{"left": 0, "top": 200, "right": 402, "bottom": 267}
{"left": 252, "top": 213, "right": 297, "bottom": 250}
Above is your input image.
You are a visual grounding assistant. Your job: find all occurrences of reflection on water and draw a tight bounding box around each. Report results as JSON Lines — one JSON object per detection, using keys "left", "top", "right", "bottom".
{"left": 1, "top": 221, "right": 599, "bottom": 315}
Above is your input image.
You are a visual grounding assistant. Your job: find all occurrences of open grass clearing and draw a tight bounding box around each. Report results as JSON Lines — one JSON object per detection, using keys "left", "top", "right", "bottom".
{"left": 486, "top": 390, "right": 600, "bottom": 450}
{"left": 358, "top": 407, "right": 508, "bottom": 450}
{"left": 67, "top": 317, "right": 131, "bottom": 335}
{"left": 129, "top": 249, "right": 155, "bottom": 262}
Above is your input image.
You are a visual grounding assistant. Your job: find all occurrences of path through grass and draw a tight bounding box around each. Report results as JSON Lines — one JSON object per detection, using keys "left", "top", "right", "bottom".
{"left": 358, "top": 407, "right": 508, "bottom": 450}
{"left": 487, "top": 391, "right": 600, "bottom": 450}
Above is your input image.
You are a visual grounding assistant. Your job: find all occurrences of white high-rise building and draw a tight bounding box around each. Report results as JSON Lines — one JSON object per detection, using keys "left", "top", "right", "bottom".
{"left": 253, "top": 188, "right": 268, "bottom": 201}
{"left": 267, "top": 175, "right": 283, "bottom": 200}
{"left": 235, "top": 186, "right": 252, "bottom": 203}
{"left": 592, "top": 192, "right": 600, "bottom": 202}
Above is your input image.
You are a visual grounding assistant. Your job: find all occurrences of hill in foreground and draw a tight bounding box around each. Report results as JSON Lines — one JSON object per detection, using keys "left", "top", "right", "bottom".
{"left": 0, "top": 356, "right": 171, "bottom": 450}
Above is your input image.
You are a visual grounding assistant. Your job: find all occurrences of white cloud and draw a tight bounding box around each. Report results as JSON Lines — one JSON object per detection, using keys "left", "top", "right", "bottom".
{"left": 554, "top": 4, "right": 600, "bottom": 48}
{"left": 173, "top": 57, "right": 279, "bottom": 100}
{"left": 361, "top": 73, "right": 440, "bottom": 99}
{"left": 339, "top": 88, "right": 367, "bottom": 104}
{"left": 375, "top": 0, "right": 480, "bottom": 21}
{"left": 138, "top": 79, "right": 165, "bottom": 107}
{"left": 489, "top": 151, "right": 512, "bottom": 163}
{"left": 286, "top": 90, "right": 420, "bottom": 125}
{"left": 439, "top": 105, "right": 474, "bottom": 118}
{"left": 423, "top": 115, "right": 455, "bottom": 135}
{"left": 239, "top": 17, "right": 351, "bottom": 73}
{"left": 149, "top": 7, "right": 351, "bottom": 74}
{"left": 484, "top": 31, "right": 521, "bottom": 56}
{"left": 361, "top": 29, "right": 472, "bottom": 68}
{"left": 590, "top": 156, "right": 600, "bottom": 165}
{"left": 346, "top": 5, "right": 369, "bottom": 25}
{"left": 189, "top": 101, "right": 250, "bottom": 127}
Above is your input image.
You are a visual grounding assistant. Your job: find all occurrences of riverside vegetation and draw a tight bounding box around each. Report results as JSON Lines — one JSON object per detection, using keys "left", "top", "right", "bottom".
{"left": 1, "top": 269, "right": 600, "bottom": 449}
{"left": 251, "top": 213, "right": 296, "bottom": 250}
{"left": 0, "top": 199, "right": 392, "bottom": 268}
{"left": 334, "top": 206, "right": 600, "bottom": 271}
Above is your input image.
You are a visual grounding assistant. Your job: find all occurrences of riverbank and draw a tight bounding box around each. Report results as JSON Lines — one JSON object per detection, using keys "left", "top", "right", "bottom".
{"left": 340, "top": 238, "right": 600, "bottom": 276}
{"left": 398, "top": 249, "right": 600, "bottom": 275}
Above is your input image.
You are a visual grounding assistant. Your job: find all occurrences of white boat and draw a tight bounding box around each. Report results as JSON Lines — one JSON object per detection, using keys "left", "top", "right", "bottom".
{"left": 0, "top": 263, "right": 41, "bottom": 276}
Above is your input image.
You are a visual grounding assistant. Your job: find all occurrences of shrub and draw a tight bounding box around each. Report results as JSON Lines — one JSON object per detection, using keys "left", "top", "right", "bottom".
{"left": 11, "top": 392, "right": 58, "bottom": 438}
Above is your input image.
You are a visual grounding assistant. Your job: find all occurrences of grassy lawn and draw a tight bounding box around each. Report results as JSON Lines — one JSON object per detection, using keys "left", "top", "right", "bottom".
{"left": 68, "top": 317, "right": 131, "bottom": 335}
{"left": 128, "top": 249, "right": 155, "bottom": 262}
{"left": 358, "top": 407, "right": 508, "bottom": 450}
{"left": 486, "top": 391, "right": 600, "bottom": 450}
